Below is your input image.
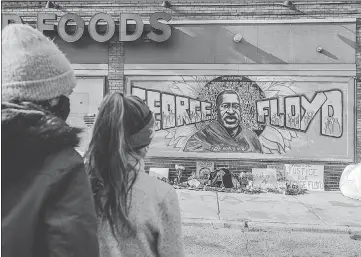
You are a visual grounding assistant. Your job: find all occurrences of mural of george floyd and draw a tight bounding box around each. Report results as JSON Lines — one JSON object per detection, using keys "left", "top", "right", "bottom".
{"left": 2, "top": 0, "right": 360, "bottom": 190}
{"left": 129, "top": 75, "right": 353, "bottom": 159}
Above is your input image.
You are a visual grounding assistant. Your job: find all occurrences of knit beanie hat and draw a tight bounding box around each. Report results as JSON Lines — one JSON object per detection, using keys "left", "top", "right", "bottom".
{"left": 2, "top": 24, "right": 76, "bottom": 102}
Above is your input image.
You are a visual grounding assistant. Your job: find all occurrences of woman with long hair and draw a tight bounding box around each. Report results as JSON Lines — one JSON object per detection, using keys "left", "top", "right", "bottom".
{"left": 86, "top": 93, "right": 185, "bottom": 257}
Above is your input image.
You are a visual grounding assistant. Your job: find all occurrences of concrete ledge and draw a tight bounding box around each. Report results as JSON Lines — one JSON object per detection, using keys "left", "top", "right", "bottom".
{"left": 182, "top": 219, "right": 361, "bottom": 234}
{"left": 248, "top": 221, "right": 361, "bottom": 234}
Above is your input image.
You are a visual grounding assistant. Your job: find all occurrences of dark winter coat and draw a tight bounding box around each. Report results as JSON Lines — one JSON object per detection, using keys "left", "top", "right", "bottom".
{"left": 1, "top": 102, "right": 99, "bottom": 257}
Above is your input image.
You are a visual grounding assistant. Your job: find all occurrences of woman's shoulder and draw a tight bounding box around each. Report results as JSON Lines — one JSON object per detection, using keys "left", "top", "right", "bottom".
{"left": 134, "top": 172, "right": 177, "bottom": 202}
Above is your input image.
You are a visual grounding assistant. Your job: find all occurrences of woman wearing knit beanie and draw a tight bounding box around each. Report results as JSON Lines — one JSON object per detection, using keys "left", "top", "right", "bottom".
{"left": 1, "top": 24, "right": 99, "bottom": 257}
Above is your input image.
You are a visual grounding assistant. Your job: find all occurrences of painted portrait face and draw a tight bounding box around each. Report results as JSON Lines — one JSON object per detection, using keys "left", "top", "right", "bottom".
{"left": 217, "top": 92, "right": 241, "bottom": 129}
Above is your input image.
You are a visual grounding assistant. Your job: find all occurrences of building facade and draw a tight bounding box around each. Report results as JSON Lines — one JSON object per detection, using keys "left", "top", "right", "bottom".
{"left": 2, "top": 0, "right": 360, "bottom": 190}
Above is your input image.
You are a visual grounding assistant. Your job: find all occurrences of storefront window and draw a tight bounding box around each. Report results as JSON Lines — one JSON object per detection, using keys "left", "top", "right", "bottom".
{"left": 67, "top": 77, "right": 105, "bottom": 155}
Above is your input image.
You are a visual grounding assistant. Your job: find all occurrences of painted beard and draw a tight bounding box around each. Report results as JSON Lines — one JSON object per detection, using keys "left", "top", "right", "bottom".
{"left": 219, "top": 112, "right": 240, "bottom": 129}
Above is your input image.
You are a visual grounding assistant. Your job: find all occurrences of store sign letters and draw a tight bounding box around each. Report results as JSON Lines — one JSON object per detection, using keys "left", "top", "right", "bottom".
{"left": 2, "top": 12, "right": 172, "bottom": 43}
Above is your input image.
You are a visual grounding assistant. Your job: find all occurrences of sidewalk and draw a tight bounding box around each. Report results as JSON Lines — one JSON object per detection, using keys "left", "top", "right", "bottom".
{"left": 176, "top": 189, "right": 361, "bottom": 233}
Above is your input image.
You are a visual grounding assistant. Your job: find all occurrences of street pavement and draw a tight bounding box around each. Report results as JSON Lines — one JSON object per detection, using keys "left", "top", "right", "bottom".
{"left": 183, "top": 226, "right": 361, "bottom": 257}
{"left": 176, "top": 189, "right": 361, "bottom": 232}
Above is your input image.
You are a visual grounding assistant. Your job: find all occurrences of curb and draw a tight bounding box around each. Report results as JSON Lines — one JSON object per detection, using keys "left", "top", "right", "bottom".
{"left": 182, "top": 219, "right": 361, "bottom": 234}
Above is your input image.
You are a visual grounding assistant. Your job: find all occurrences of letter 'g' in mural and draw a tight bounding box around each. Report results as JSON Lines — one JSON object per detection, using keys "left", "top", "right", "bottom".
{"left": 129, "top": 75, "right": 352, "bottom": 160}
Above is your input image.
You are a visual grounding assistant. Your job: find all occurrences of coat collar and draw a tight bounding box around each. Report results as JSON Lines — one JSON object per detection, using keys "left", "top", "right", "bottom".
{"left": 2, "top": 101, "right": 82, "bottom": 183}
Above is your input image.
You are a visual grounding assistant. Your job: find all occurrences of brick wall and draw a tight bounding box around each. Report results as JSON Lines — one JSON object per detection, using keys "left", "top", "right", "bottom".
{"left": 108, "top": 40, "right": 124, "bottom": 93}
{"left": 2, "top": 1, "right": 360, "bottom": 23}
{"left": 2, "top": 0, "right": 360, "bottom": 190}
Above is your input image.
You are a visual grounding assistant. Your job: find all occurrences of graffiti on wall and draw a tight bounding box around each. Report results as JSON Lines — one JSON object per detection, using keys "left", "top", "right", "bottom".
{"left": 130, "top": 75, "right": 350, "bottom": 157}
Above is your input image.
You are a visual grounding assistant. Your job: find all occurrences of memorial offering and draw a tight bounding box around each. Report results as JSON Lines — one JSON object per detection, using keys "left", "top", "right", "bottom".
{"left": 252, "top": 168, "right": 278, "bottom": 189}
{"left": 284, "top": 164, "right": 324, "bottom": 191}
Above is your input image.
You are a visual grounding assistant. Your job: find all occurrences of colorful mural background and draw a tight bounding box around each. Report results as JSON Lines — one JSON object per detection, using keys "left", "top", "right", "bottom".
{"left": 128, "top": 75, "right": 354, "bottom": 161}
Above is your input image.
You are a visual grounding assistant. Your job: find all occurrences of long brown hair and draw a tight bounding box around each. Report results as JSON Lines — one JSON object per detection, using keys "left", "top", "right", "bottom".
{"left": 85, "top": 93, "right": 152, "bottom": 238}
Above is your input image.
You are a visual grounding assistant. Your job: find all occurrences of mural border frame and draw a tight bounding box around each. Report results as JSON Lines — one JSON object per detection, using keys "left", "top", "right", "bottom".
{"left": 124, "top": 64, "right": 356, "bottom": 163}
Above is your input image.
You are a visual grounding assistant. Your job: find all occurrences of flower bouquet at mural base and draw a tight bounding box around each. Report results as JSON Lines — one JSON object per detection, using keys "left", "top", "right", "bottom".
{"left": 152, "top": 165, "right": 307, "bottom": 195}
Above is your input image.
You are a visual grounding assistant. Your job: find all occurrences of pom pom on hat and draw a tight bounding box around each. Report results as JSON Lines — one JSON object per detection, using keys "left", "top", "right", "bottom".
{"left": 1, "top": 24, "right": 76, "bottom": 102}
